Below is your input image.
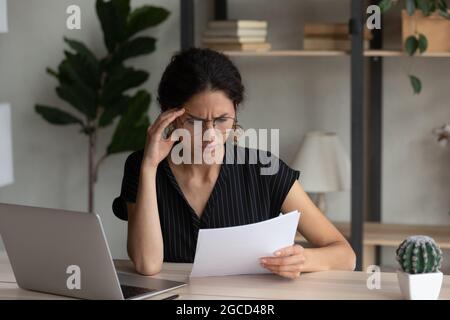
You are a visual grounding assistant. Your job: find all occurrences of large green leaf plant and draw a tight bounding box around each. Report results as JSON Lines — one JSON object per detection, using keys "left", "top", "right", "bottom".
{"left": 35, "top": 0, "right": 170, "bottom": 212}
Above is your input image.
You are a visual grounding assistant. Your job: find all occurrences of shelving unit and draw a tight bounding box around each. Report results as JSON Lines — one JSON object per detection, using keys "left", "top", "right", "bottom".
{"left": 365, "top": 50, "right": 450, "bottom": 57}
{"left": 216, "top": 50, "right": 450, "bottom": 58}
{"left": 179, "top": 0, "right": 449, "bottom": 270}
{"left": 222, "top": 50, "right": 349, "bottom": 57}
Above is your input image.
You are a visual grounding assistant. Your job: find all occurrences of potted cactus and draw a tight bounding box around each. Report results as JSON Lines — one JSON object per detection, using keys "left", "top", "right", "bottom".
{"left": 396, "top": 235, "right": 444, "bottom": 300}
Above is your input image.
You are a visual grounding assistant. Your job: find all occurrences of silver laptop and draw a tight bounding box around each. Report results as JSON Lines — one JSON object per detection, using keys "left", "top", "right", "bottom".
{"left": 0, "top": 202, "right": 186, "bottom": 300}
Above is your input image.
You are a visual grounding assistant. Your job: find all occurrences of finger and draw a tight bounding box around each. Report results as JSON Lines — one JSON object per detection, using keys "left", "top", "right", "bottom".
{"left": 149, "top": 108, "right": 184, "bottom": 132}
{"left": 277, "top": 271, "right": 301, "bottom": 279}
{"left": 152, "top": 110, "right": 185, "bottom": 137}
{"left": 263, "top": 263, "right": 303, "bottom": 273}
{"left": 260, "top": 244, "right": 303, "bottom": 261}
{"left": 266, "top": 266, "right": 301, "bottom": 279}
{"left": 273, "top": 244, "right": 304, "bottom": 257}
{"left": 261, "top": 254, "right": 305, "bottom": 266}
{"left": 158, "top": 108, "right": 185, "bottom": 122}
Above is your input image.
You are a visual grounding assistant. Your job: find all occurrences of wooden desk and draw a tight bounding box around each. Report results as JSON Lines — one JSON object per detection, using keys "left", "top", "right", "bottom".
{"left": 295, "top": 222, "right": 450, "bottom": 270}
{"left": 1, "top": 254, "right": 449, "bottom": 300}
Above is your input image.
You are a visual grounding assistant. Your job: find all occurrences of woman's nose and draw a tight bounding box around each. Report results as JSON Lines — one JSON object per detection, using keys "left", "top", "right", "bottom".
{"left": 203, "top": 120, "right": 214, "bottom": 130}
{"left": 203, "top": 125, "right": 217, "bottom": 142}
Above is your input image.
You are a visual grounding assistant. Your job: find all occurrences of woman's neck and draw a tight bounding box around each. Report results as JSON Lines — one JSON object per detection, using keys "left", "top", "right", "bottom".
{"left": 183, "top": 162, "right": 221, "bottom": 182}
{"left": 168, "top": 147, "right": 224, "bottom": 183}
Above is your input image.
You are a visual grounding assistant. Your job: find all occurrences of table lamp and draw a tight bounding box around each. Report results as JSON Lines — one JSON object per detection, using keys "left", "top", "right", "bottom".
{"left": 0, "top": 0, "right": 8, "bottom": 33}
{"left": 0, "top": 103, "right": 14, "bottom": 188}
{"left": 292, "top": 131, "right": 350, "bottom": 214}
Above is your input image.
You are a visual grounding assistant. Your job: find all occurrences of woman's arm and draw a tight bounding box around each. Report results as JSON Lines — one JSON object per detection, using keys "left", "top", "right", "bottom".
{"left": 261, "top": 181, "right": 356, "bottom": 278}
{"left": 126, "top": 108, "right": 186, "bottom": 276}
{"left": 127, "top": 167, "right": 164, "bottom": 276}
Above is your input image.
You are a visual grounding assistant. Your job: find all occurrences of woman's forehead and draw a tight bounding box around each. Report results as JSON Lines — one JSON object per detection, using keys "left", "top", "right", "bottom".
{"left": 184, "top": 90, "right": 235, "bottom": 115}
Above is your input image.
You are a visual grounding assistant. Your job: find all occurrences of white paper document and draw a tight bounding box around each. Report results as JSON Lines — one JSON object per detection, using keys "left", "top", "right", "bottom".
{"left": 190, "top": 210, "right": 301, "bottom": 277}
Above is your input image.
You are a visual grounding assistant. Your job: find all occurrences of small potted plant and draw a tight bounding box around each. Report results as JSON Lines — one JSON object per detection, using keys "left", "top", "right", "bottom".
{"left": 379, "top": 0, "right": 450, "bottom": 93}
{"left": 396, "top": 235, "right": 444, "bottom": 300}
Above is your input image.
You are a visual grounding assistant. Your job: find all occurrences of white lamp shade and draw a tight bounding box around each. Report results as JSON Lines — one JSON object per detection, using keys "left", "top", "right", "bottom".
{"left": 0, "top": 103, "right": 14, "bottom": 187}
{"left": 0, "top": 0, "right": 8, "bottom": 33}
{"left": 292, "top": 131, "right": 350, "bottom": 193}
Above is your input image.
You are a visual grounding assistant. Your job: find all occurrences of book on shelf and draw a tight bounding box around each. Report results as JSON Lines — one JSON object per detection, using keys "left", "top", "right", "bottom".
{"left": 202, "top": 36, "right": 267, "bottom": 44}
{"left": 202, "top": 20, "right": 270, "bottom": 51}
{"left": 208, "top": 20, "right": 268, "bottom": 29}
{"left": 303, "top": 37, "right": 370, "bottom": 50}
{"left": 203, "top": 42, "right": 271, "bottom": 52}
{"left": 203, "top": 28, "right": 267, "bottom": 37}
{"left": 202, "top": 19, "right": 270, "bottom": 52}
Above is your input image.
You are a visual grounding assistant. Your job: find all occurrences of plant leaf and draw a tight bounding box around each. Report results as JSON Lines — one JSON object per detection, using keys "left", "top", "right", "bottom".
{"left": 35, "top": 105, "right": 84, "bottom": 126}
{"left": 111, "top": 0, "right": 131, "bottom": 42}
{"left": 417, "top": 0, "right": 430, "bottom": 15}
{"left": 63, "top": 51, "right": 99, "bottom": 90}
{"left": 56, "top": 58, "right": 98, "bottom": 119}
{"left": 63, "top": 37, "right": 100, "bottom": 84}
{"left": 428, "top": 0, "right": 437, "bottom": 12}
{"left": 417, "top": 33, "right": 428, "bottom": 53}
{"left": 438, "top": 0, "right": 450, "bottom": 18}
{"left": 409, "top": 75, "right": 422, "bottom": 94}
{"left": 107, "top": 90, "right": 151, "bottom": 155}
{"left": 96, "top": 0, "right": 131, "bottom": 52}
{"left": 405, "top": 35, "right": 418, "bottom": 55}
{"left": 64, "top": 37, "right": 99, "bottom": 67}
{"left": 127, "top": 6, "right": 170, "bottom": 37}
{"left": 56, "top": 60, "right": 73, "bottom": 84}
{"left": 378, "top": 0, "right": 393, "bottom": 12}
{"left": 96, "top": 0, "right": 117, "bottom": 52}
{"left": 46, "top": 67, "right": 59, "bottom": 79}
{"left": 438, "top": 9, "right": 450, "bottom": 19}
{"left": 56, "top": 81, "right": 97, "bottom": 119}
{"left": 110, "top": 37, "right": 156, "bottom": 65}
{"left": 101, "top": 66, "right": 149, "bottom": 105}
{"left": 405, "top": 0, "right": 416, "bottom": 16}
{"left": 99, "top": 95, "right": 131, "bottom": 127}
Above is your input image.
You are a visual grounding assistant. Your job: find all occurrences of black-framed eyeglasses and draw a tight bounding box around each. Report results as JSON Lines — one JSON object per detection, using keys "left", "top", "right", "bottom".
{"left": 181, "top": 111, "right": 237, "bottom": 132}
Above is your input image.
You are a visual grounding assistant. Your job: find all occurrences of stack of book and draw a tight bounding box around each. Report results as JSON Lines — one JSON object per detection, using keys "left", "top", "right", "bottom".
{"left": 303, "top": 23, "right": 372, "bottom": 51}
{"left": 202, "top": 20, "right": 271, "bottom": 52}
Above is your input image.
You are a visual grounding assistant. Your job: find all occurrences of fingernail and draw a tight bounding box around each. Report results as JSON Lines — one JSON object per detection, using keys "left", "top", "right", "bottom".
{"left": 261, "top": 259, "right": 266, "bottom": 263}
{"left": 274, "top": 251, "right": 281, "bottom": 256}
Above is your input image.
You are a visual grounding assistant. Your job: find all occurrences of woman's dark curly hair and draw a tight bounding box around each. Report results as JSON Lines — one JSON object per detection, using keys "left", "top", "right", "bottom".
{"left": 157, "top": 47, "right": 245, "bottom": 112}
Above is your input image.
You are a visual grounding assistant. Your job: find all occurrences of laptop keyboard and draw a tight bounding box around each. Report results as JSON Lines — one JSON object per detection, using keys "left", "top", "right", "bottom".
{"left": 120, "top": 284, "right": 156, "bottom": 299}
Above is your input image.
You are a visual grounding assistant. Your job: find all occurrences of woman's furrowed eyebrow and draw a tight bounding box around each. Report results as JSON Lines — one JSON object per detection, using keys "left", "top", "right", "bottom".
{"left": 183, "top": 111, "right": 202, "bottom": 120}
{"left": 186, "top": 113, "right": 202, "bottom": 120}
{"left": 186, "top": 112, "right": 230, "bottom": 119}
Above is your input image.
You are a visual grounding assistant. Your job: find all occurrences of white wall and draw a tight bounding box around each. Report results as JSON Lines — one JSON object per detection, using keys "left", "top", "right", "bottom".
{"left": 0, "top": 0, "right": 449, "bottom": 270}
{"left": 0, "top": 0, "right": 181, "bottom": 257}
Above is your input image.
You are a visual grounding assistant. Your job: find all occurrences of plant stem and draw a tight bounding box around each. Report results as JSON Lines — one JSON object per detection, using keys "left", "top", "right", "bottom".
{"left": 94, "top": 153, "right": 107, "bottom": 184}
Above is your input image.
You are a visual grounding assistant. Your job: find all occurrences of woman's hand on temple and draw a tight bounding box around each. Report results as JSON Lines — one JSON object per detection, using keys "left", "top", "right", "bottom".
{"left": 260, "top": 244, "right": 306, "bottom": 279}
{"left": 142, "top": 108, "right": 185, "bottom": 169}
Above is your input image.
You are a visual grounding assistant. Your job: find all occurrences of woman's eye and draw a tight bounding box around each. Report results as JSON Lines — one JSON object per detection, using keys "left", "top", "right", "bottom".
{"left": 187, "top": 119, "right": 196, "bottom": 125}
{"left": 215, "top": 118, "right": 227, "bottom": 123}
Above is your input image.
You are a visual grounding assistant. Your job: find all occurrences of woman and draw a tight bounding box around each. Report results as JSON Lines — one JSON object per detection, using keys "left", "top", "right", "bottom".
{"left": 114, "top": 47, "right": 356, "bottom": 278}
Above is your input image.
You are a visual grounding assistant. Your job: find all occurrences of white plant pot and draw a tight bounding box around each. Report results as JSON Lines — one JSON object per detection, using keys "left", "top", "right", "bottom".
{"left": 397, "top": 270, "right": 443, "bottom": 300}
